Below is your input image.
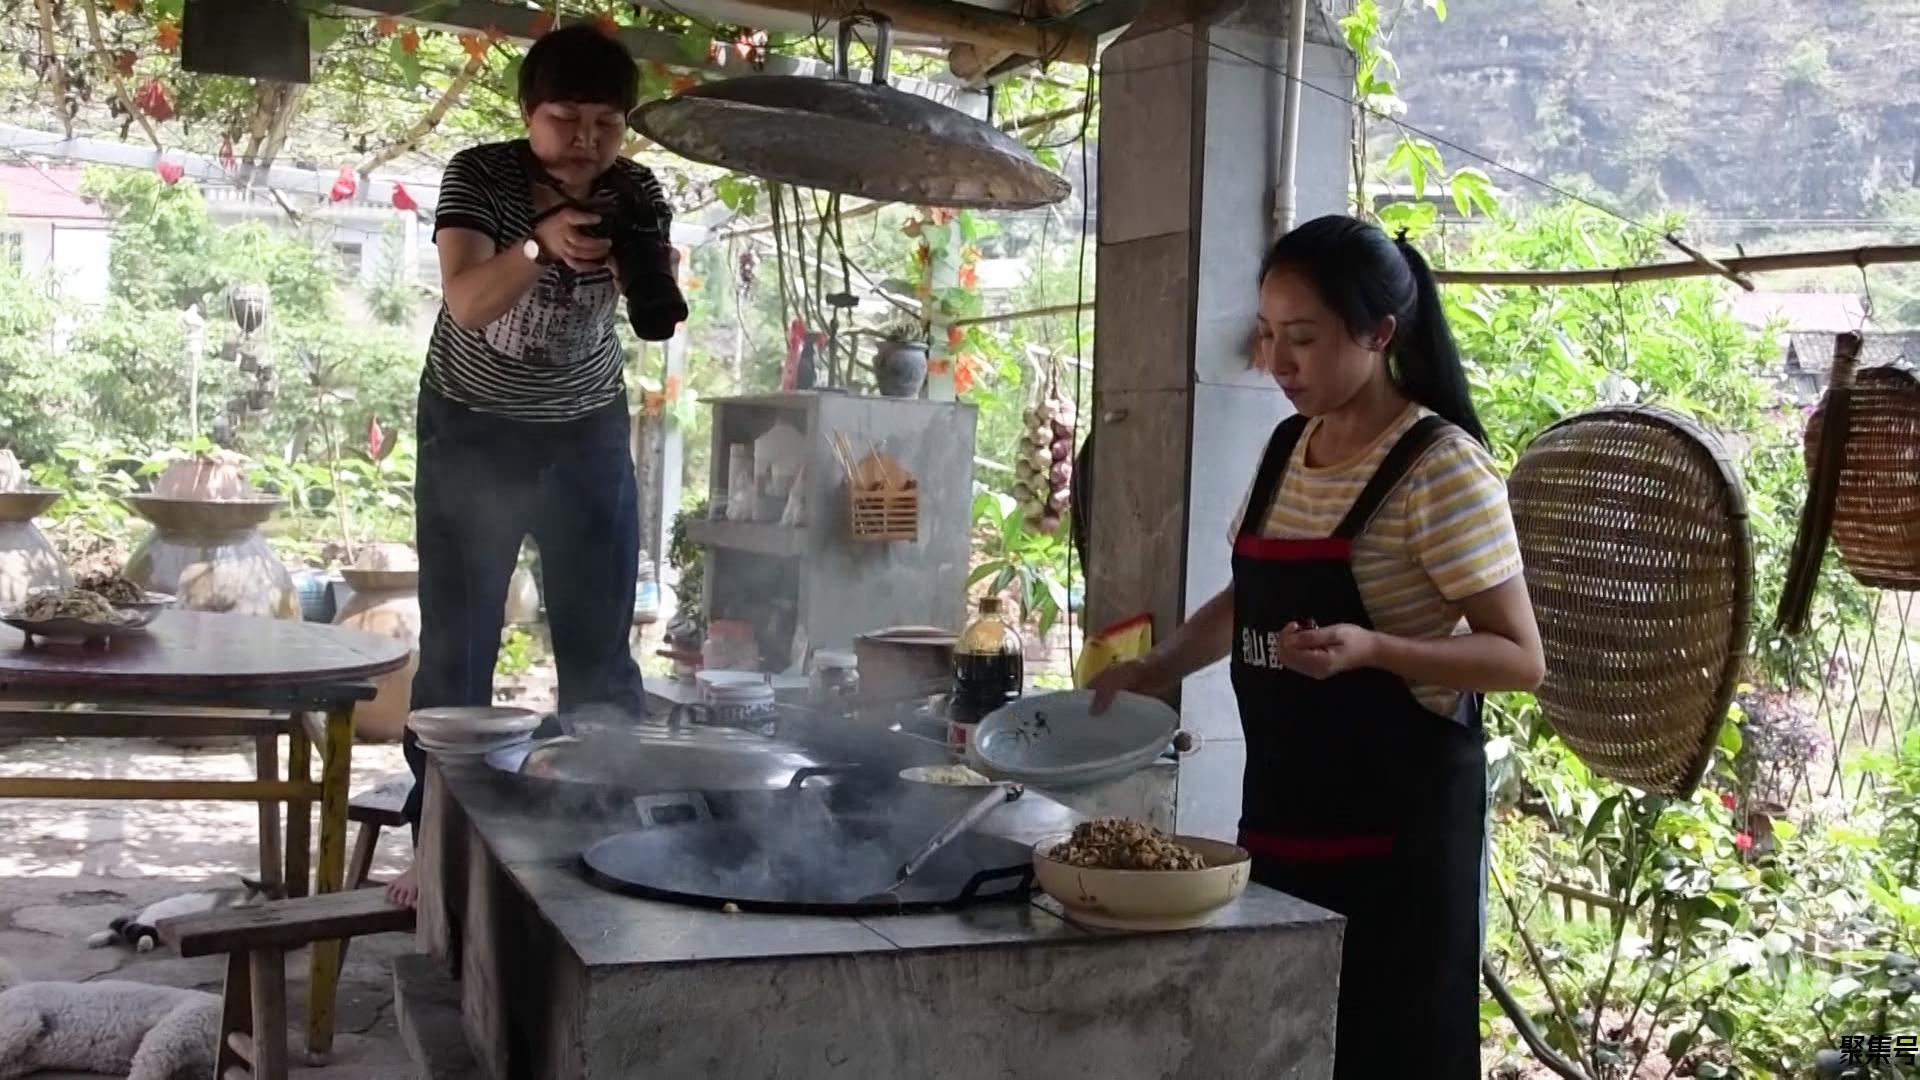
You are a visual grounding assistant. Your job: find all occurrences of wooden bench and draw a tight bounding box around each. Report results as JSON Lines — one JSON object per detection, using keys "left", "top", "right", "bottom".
{"left": 348, "top": 773, "right": 412, "bottom": 888}
{"left": 159, "top": 888, "right": 415, "bottom": 1080}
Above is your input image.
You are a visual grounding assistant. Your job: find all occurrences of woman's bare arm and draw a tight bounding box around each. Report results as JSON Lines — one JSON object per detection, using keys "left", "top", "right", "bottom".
{"left": 436, "top": 227, "right": 545, "bottom": 330}
{"left": 438, "top": 200, "right": 610, "bottom": 330}
{"left": 1089, "top": 586, "right": 1235, "bottom": 710}
{"left": 1279, "top": 575, "right": 1545, "bottom": 692}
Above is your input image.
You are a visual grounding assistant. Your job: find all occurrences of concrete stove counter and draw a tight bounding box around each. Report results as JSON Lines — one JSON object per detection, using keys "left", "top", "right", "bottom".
{"left": 416, "top": 755, "right": 1341, "bottom": 1079}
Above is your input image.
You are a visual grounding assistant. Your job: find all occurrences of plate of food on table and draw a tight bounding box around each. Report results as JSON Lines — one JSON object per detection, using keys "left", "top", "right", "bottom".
{"left": 2, "top": 576, "right": 175, "bottom": 645}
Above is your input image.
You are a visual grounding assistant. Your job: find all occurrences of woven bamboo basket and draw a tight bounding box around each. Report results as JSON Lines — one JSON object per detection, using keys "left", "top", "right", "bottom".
{"left": 1507, "top": 404, "right": 1752, "bottom": 799}
{"left": 1802, "top": 335, "right": 1920, "bottom": 593}
{"left": 832, "top": 441, "right": 920, "bottom": 542}
{"left": 849, "top": 489, "right": 919, "bottom": 542}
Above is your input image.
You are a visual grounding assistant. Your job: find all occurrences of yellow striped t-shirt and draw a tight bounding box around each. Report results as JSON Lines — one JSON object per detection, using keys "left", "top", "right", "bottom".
{"left": 1229, "top": 403, "right": 1523, "bottom": 716}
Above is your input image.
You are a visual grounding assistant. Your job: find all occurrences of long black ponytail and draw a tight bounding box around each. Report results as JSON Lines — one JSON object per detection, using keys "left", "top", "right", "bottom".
{"left": 1259, "top": 215, "right": 1487, "bottom": 446}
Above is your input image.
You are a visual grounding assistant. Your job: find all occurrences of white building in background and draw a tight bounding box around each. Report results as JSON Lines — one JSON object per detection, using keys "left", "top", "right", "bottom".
{"left": 0, "top": 164, "right": 110, "bottom": 305}
{"left": 0, "top": 160, "right": 436, "bottom": 335}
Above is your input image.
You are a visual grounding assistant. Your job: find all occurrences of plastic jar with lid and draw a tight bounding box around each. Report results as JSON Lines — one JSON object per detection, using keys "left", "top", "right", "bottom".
{"left": 809, "top": 649, "right": 860, "bottom": 706}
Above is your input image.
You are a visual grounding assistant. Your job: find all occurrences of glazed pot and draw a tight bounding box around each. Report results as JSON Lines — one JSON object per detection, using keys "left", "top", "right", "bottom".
{"left": 151, "top": 455, "right": 255, "bottom": 501}
{"left": 0, "top": 487, "right": 66, "bottom": 747}
{"left": 0, "top": 490, "right": 72, "bottom": 608}
{"left": 124, "top": 492, "right": 296, "bottom": 751}
{"left": 123, "top": 497, "right": 298, "bottom": 621}
{"left": 334, "top": 564, "right": 422, "bottom": 743}
{"left": 874, "top": 342, "right": 929, "bottom": 398}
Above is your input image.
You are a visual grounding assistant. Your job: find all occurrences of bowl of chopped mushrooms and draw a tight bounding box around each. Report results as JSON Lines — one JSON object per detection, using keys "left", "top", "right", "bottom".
{"left": 1032, "top": 817, "right": 1251, "bottom": 931}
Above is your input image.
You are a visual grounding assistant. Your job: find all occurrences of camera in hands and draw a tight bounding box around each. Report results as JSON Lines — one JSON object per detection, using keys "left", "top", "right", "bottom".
{"left": 586, "top": 172, "right": 689, "bottom": 342}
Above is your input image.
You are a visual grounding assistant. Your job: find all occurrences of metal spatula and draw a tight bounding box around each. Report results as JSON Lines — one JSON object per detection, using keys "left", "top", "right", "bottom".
{"left": 862, "top": 783, "right": 1024, "bottom": 904}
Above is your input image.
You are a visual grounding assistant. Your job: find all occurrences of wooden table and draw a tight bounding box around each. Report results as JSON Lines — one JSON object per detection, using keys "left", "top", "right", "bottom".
{"left": 0, "top": 610, "right": 410, "bottom": 1063}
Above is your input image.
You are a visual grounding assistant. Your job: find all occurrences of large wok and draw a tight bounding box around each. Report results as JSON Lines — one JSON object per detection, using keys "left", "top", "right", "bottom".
{"left": 489, "top": 728, "right": 825, "bottom": 793}
{"left": 580, "top": 802, "right": 1035, "bottom": 916}
{"left": 486, "top": 729, "right": 1035, "bottom": 914}
{"left": 481, "top": 722, "right": 848, "bottom": 826}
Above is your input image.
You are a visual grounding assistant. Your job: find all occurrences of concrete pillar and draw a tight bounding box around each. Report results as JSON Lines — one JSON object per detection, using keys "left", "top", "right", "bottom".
{"left": 1086, "top": 0, "right": 1353, "bottom": 839}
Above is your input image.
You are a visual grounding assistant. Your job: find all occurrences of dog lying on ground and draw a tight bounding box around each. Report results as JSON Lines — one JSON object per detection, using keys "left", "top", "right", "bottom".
{"left": 0, "top": 960, "right": 218, "bottom": 1080}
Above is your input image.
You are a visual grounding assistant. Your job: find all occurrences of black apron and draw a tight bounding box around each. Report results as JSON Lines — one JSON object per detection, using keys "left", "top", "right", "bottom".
{"left": 1230, "top": 414, "right": 1487, "bottom": 1079}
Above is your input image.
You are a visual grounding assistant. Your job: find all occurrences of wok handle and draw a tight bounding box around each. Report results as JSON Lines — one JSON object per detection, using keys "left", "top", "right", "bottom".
{"left": 898, "top": 784, "right": 1024, "bottom": 881}
{"left": 787, "top": 764, "right": 865, "bottom": 788}
{"left": 632, "top": 792, "right": 714, "bottom": 828}
{"left": 957, "top": 864, "right": 1036, "bottom": 902}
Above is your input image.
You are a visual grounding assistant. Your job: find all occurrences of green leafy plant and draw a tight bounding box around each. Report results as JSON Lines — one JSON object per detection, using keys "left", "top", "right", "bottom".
{"left": 665, "top": 502, "right": 709, "bottom": 646}
{"left": 496, "top": 626, "right": 537, "bottom": 678}
{"left": 967, "top": 490, "right": 1070, "bottom": 638}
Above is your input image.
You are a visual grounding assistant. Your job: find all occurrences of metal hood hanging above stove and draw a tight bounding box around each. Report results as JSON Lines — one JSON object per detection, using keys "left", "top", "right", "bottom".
{"left": 632, "top": 16, "right": 1072, "bottom": 210}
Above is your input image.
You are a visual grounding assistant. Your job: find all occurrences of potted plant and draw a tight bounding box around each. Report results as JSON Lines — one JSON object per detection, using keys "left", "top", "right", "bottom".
{"left": 871, "top": 316, "right": 930, "bottom": 398}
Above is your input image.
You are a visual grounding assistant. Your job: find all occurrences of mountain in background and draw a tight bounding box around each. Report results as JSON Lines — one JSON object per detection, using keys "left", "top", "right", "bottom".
{"left": 1384, "top": 0, "right": 1920, "bottom": 222}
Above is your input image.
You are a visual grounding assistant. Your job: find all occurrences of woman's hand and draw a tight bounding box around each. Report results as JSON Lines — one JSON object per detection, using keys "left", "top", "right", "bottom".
{"left": 1275, "top": 622, "right": 1377, "bottom": 680}
{"left": 529, "top": 185, "right": 612, "bottom": 272}
{"left": 532, "top": 206, "right": 611, "bottom": 272}
{"left": 1089, "top": 659, "right": 1161, "bottom": 715}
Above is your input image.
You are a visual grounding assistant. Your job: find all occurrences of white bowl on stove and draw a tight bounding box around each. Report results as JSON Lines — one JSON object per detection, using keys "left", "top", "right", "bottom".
{"left": 967, "top": 691, "right": 1180, "bottom": 789}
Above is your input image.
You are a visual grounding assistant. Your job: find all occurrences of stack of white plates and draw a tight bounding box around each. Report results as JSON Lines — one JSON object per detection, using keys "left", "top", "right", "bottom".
{"left": 407, "top": 707, "right": 541, "bottom": 758}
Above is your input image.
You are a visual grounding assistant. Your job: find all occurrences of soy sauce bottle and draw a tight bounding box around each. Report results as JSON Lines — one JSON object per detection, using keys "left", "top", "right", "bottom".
{"left": 948, "top": 597, "right": 1024, "bottom": 738}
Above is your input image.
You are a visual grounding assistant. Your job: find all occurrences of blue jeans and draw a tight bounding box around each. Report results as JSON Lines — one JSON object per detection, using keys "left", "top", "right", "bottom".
{"left": 401, "top": 386, "right": 646, "bottom": 838}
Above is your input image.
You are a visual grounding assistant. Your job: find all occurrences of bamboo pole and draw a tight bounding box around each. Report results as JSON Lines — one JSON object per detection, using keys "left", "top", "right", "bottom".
{"left": 721, "top": 198, "right": 887, "bottom": 241}
{"left": 332, "top": 0, "right": 1087, "bottom": 73}
{"left": 356, "top": 52, "right": 486, "bottom": 175}
{"left": 1433, "top": 244, "right": 1920, "bottom": 287}
{"left": 964, "top": 244, "right": 1920, "bottom": 316}
{"left": 951, "top": 300, "right": 1086, "bottom": 328}
{"left": 997, "top": 101, "right": 1088, "bottom": 132}
{"left": 81, "top": 0, "right": 162, "bottom": 150}
{"left": 32, "top": 0, "right": 72, "bottom": 138}
{"left": 741, "top": 0, "right": 1094, "bottom": 64}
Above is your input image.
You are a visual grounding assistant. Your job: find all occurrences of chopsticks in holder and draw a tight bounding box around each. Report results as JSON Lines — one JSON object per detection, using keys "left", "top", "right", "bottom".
{"left": 828, "top": 430, "right": 859, "bottom": 487}
{"left": 828, "top": 430, "right": 919, "bottom": 494}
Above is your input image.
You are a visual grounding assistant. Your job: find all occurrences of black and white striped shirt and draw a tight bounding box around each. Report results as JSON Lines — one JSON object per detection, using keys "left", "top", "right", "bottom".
{"left": 426, "top": 140, "right": 673, "bottom": 422}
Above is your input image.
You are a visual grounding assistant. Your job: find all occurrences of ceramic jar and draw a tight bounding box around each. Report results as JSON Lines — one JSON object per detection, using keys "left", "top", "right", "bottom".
{"left": 333, "top": 543, "right": 422, "bottom": 743}
{"left": 0, "top": 489, "right": 71, "bottom": 608}
{"left": 875, "top": 342, "right": 929, "bottom": 398}
{"left": 125, "top": 456, "right": 298, "bottom": 621}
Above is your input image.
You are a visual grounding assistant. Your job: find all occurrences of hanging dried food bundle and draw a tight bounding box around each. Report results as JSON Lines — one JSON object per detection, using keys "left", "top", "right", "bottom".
{"left": 1013, "top": 366, "right": 1075, "bottom": 534}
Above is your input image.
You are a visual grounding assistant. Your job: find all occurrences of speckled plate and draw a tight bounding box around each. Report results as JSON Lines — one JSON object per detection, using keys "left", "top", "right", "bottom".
{"left": 967, "top": 690, "right": 1180, "bottom": 789}
{"left": 3, "top": 610, "right": 149, "bottom": 643}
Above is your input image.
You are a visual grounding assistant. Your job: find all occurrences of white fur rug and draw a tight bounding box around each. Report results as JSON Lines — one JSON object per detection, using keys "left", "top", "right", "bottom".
{"left": 0, "top": 961, "right": 218, "bottom": 1080}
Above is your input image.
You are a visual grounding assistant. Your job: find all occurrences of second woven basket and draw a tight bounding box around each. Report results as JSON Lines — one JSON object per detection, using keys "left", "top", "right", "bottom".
{"left": 1507, "top": 405, "right": 1753, "bottom": 799}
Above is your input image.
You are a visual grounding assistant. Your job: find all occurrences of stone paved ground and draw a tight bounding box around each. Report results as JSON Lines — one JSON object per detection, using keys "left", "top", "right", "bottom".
{"left": 0, "top": 734, "right": 423, "bottom": 1079}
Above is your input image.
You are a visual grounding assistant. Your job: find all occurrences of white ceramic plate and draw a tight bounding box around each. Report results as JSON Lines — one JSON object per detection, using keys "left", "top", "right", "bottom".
{"left": 416, "top": 731, "right": 534, "bottom": 758}
{"left": 407, "top": 707, "right": 540, "bottom": 745}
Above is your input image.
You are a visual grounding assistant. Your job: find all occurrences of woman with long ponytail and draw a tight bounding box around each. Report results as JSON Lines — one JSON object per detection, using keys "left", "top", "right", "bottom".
{"left": 1092, "top": 215, "right": 1544, "bottom": 1077}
